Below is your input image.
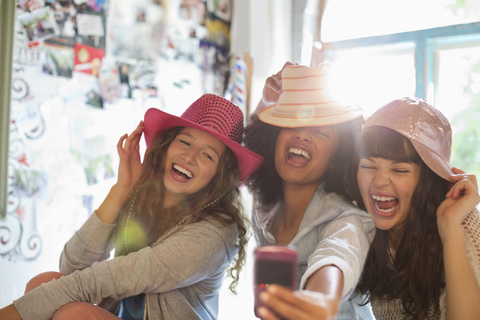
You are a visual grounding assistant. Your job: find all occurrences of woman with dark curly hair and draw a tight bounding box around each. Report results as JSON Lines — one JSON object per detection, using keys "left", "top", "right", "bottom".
{"left": 0, "top": 94, "right": 263, "bottom": 320}
{"left": 348, "top": 97, "right": 480, "bottom": 320}
{"left": 245, "top": 62, "right": 375, "bottom": 320}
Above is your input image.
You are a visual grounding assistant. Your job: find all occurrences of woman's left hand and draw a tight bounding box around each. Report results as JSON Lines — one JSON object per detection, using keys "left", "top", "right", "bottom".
{"left": 257, "top": 285, "right": 335, "bottom": 320}
{"left": 437, "top": 167, "right": 480, "bottom": 241}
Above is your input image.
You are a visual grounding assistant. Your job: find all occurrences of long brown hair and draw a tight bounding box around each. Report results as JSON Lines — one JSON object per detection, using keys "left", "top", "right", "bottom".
{"left": 347, "top": 127, "right": 448, "bottom": 319}
{"left": 115, "top": 126, "right": 249, "bottom": 294}
{"left": 244, "top": 114, "right": 363, "bottom": 208}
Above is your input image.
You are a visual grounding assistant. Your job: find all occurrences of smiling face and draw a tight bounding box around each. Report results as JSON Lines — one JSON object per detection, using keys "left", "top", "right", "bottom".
{"left": 163, "top": 127, "right": 226, "bottom": 206}
{"left": 357, "top": 157, "right": 421, "bottom": 236}
{"left": 274, "top": 126, "right": 339, "bottom": 188}
{"left": 354, "top": 126, "right": 427, "bottom": 242}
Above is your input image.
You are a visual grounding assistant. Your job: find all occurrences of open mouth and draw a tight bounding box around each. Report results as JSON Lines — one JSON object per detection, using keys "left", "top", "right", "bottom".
{"left": 287, "top": 147, "right": 311, "bottom": 166}
{"left": 371, "top": 194, "right": 398, "bottom": 215}
{"left": 172, "top": 164, "right": 193, "bottom": 179}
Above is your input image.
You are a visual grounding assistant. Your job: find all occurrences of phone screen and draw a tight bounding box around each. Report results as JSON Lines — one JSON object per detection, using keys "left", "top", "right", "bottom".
{"left": 255, "top": 260, "right": 293, "bottom": 287}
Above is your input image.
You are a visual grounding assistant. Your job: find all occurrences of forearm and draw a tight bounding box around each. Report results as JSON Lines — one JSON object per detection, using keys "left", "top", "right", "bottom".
{"left": 304, "top": 265, "right": 344, "bottom": 316}
{"left": 96, "top": 184, "right": 133, "bottom": 224}
{"left": 444, "top": 226, "right": 480, "bottom": 319}
{"left": 59, "top": 212, "right": 115, "bottom": 273}
{"left": 0, "top": 304, "right": 22, "bottom": 320}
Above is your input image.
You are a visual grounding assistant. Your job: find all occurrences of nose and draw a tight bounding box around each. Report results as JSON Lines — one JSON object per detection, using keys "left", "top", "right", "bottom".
{"left": 294, "top": 128, "right": 311, "bottom": 142}
{"left": 181, "top": 148, "right": 197, "bottom": 165}
{"left": 373, "top": 170, "right": 390, "bottom": 188}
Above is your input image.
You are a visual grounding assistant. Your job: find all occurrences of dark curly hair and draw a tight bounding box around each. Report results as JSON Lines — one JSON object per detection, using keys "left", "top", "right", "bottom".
{"left": 346, "top": 127, "right": 447, "bottom": 320}
{"left": 244, "top": 114, "right": 363, "bottom": 209}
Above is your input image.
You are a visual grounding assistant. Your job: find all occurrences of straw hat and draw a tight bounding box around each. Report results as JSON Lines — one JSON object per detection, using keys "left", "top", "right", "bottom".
{"left": 144, "top": 94, "right": 264, "bottom": 182}
{"left": 258, "top": 61, "right": 363, "bottom": 127}
{"left": 365, "top": 97, "right": 453, "bottom": 181}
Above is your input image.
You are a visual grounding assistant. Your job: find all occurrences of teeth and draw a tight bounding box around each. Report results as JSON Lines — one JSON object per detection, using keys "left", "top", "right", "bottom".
{"left": 173, "top": 164, "right": 193, "bottom": 178}
{"left": 289, "top": 148, "right": 311, "bottom": 160}
{"left": 372, "top": 195, "right": 396, "bottom": 201}
{"left": 374, "top": 201, "right": 397, "bottom": 213}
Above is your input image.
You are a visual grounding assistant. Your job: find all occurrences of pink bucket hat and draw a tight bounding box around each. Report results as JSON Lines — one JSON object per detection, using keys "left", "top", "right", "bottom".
{"left": 144, "top": 94, "right": 264, "bottom": 182}
{"left": 364, "top": 97, "right": 453, "bottom": 181}
{"left": 258, "top": 61, "right": 363, "bottom": 127}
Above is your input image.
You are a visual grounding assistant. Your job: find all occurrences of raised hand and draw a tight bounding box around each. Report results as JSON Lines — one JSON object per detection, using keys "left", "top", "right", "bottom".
{"left": 116, "top": 121, "right": 145, "bottom": 191}
{"left": 253, "top": 62, "right": 295, "bottom": 115}
{"left": 438, "top": 167, "right": 480, "bottom": 319}
{"left": 96, "top": 121, "right": 145, "bottom": 224}
{"left": 262, "top": 62, "right": 294, "bottom": 105}
{"left": 437, "top": 167, "right": 480, "bottom": 242}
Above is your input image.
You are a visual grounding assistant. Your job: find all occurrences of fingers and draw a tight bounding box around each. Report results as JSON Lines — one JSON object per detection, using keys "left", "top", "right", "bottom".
{"left": 257, "top": 305, "right": 282, "bottom": 320}
{"left": 274, "top": 62, "right": 295, "bottom": 83}
{"left": 447, "top": 172, "right": 478, "bottom": 199}
{"left": 279, "top": 61, "right": 295, "bottom": 75}
{"left": 266, "top": 76, "right": 283, "bottom": 94}
{"left": 451, "top": 167, "right": 466, "bottom": 174}
{"left": 121, "top": 121, "right": 144, "bottom": 151}
{"left": 449, "top": 167, "right": 477, "bottom": 187}
{"left": 266, "top": 285, "right": 301, "bottom": 304}
{"left": 259, "top": 285, "right": 328, "bottom": 320}
{"left": 117, "top": 133, "right": 128, "bottom": 155}
{"left": 267, "top": 61, "right": 295, "bottom": 93}
{"left": 261, "top": 61, "right": 297, "bottom": 107}
{"left": 446, "top": 176, "right": 479, "bottom": 202}
{"left": 259, "top": 289, "right": 304, "bottom": 320}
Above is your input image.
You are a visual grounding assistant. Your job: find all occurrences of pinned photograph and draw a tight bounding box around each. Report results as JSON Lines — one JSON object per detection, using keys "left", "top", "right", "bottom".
{"left": 44, "top": 0, "right": 107, "bottom": 49}
{"left": 17, "top": 7, "right": 60, "bottom": 44}
{"left": 76, "top": 14, "right": 105, "bottom": 37}
{"left": 74, "top": 43, "right": 105, "bottom": 76}
{"left": 73, "top": 73, "right": 104, "bottom": 108}
{"left": 17, "top": 0, "right": 45, "bottom": 12}
{"left": 117, "top": 62, "right": 131, "bottom": 98}
{"left": 43, "top": 44, "right": 74, "bottom": 78}
{"left": 99, "top": 66, "right": 121, "bottom": 104}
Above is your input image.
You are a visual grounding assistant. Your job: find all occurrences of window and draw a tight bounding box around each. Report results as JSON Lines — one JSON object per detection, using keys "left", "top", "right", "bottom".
{"left": 320, "top": 1, "right": 480, "bottom": 176}
{"left": 322, "top": 0, "right": 480, "bottom": 42}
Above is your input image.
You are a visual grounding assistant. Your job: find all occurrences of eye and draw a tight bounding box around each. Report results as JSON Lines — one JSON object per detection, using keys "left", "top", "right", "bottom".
{"left": 179, "top": 139, "right": 190, "bottom": 146}
{"left": 314, "top": 130, "right": 329, "bottom": 138}
{"left": 360, "top": 165, "right": 375, "bottom": 170}
{"left": 392, "top": 162, "right": 414, "bottom": 173}
{"left": 203, "top": 152, "right": 214, "bottom": 161}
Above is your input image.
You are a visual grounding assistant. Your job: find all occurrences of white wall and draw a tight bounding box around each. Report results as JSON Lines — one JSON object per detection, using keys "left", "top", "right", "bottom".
{"left": 217, "top": 2, "right": 293, "bottom": 319}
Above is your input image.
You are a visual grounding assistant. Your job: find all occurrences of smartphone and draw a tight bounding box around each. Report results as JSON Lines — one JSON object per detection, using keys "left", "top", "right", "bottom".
{"left": 253, "top": 245, "right": 297, "bottom": 318}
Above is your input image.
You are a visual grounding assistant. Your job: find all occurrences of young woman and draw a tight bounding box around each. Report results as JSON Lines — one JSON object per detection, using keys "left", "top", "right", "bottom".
{"left": 244, "top": 61, "right": 376, "bottom": 319}
{"left": 348, "top": 97, "right": 480, "bottom": 319}
{"left": 0, "top": 94, "right": 263, "bottom": 320}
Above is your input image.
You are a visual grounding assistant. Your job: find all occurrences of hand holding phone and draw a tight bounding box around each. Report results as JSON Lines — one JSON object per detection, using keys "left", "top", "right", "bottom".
{"left": 253, "top": 245, "right": 297, "bottom": 318}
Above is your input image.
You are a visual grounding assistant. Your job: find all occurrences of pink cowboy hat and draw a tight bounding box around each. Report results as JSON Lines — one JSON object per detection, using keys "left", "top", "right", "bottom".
{"left": 144, "top": 94, "right": 264, "bottom": 182}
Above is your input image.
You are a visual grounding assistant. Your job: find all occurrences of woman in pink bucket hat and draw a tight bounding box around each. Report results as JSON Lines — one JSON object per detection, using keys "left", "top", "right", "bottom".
{"left": 347, "top": 97, "right": 480, "bottom": 319}
{"left": 245, "top": 61, "right": 375, "bottom": 319}
{"left": 1, "top": 94, "right": 263, "bottom": 320}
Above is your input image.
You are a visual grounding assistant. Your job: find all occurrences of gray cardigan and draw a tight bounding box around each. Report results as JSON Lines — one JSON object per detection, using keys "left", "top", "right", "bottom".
{"left": 13, "top": 212, "right": 239, "bottom": 320}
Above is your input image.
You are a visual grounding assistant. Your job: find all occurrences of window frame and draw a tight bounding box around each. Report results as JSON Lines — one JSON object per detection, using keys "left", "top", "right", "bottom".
{"left": 321, "top": 21, "right": 480, "bottom": 100}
